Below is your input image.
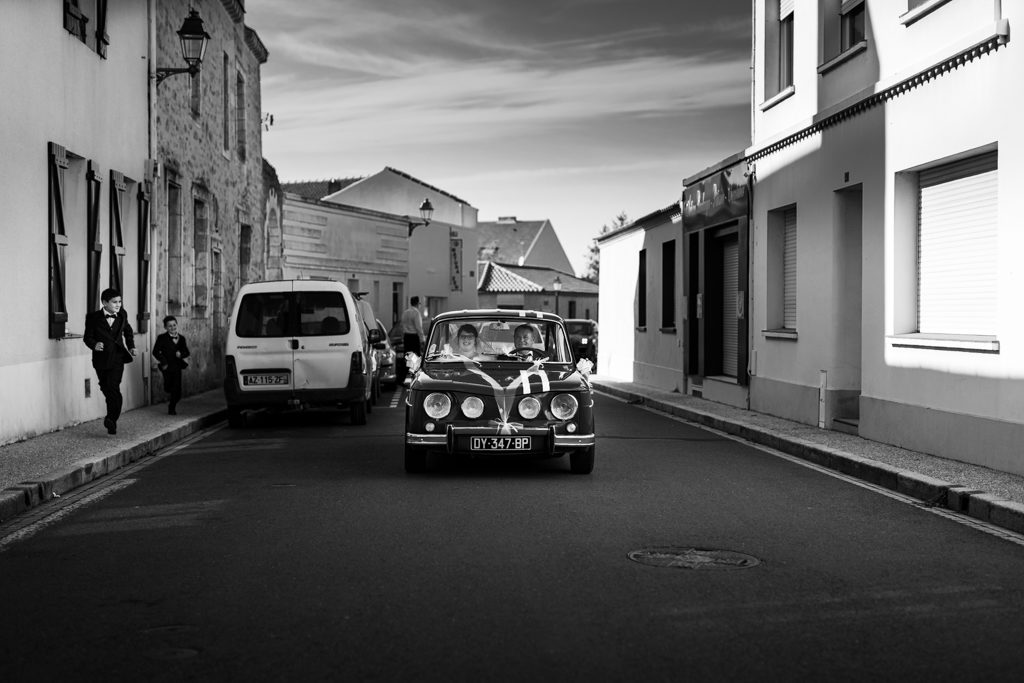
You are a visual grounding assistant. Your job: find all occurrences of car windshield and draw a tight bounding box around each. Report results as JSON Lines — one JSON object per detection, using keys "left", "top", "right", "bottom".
{"left": 424, "top": 318, "right": 572, "bottom": 363}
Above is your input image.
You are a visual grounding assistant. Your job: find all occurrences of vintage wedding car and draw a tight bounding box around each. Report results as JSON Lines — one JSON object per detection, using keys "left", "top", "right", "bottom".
{"left": 403, "top": 310, "right": 596, "bottom": 474}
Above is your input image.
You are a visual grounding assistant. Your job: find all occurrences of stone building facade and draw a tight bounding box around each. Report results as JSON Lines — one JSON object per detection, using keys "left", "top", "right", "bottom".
{"left": 152, "top": 0, "right": 269, "bottom": 399}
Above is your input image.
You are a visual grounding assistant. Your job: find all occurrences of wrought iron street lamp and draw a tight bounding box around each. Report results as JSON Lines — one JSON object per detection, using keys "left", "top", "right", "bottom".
{"left": 154, "top": 9, "right": 211, "bottom": 86}
{"left": 553, "top": 276, "right": 562, "bottom": 316}
{"left": 407, "top": 198, "right": 434, "bottom": 237}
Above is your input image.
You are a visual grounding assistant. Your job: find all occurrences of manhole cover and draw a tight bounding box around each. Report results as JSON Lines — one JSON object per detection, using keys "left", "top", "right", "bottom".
{"left": 628, "top": 547, "right": 761, "bottom": 570}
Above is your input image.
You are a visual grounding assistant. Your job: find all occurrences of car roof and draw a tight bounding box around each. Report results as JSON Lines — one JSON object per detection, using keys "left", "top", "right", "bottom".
{"left": 432, "top": 309, "right": 564, "bottom": 324}
{"left": 564, "top": 318, "right": 597, "bottom": 325}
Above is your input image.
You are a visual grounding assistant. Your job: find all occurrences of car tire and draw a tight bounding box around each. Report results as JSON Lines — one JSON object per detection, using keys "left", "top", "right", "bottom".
{"left": 405, "top": 443, "right": 427, "bottom": 473}
{"left": 227, "top": 407, "right": 245, "bottom": 429}
{"left": 570, "top": 445, "right": 595, "bottom": 474}
{"left": 351, "top": 399, "right": 367, "bottom": 425}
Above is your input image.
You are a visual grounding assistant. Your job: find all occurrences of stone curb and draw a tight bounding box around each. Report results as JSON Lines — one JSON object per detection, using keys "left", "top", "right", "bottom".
{"left": 0, "top": 409, "right": 226, "bottom": 524}
{"left": 592, "top": 381, "right": 1024, "bottom": 537}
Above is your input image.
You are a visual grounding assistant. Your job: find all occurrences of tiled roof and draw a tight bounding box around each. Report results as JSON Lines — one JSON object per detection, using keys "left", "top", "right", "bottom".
{"left": 477, "top": 262, "right": 542, "bottom": 293}
{"left": 281, "top": 178, "right": 363, "bottom": 201}
{"left": 478, "top": 263, "right": 598, "bottom": 295}
{"left": 476, "top": 218, "right": 546, "bottom": 264}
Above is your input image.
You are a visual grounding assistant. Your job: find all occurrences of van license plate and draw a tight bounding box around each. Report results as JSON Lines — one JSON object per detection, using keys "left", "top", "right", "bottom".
{"left": 243, "top": 374, "right": 288, "bottom": 386}
{"left": 470, "top": 437, "right": 531, "bottom": 451}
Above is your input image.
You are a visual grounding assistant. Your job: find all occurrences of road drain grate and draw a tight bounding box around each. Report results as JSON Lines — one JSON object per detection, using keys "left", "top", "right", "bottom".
{"left": 628, "top": 547, "right": 761, "bottom": 570}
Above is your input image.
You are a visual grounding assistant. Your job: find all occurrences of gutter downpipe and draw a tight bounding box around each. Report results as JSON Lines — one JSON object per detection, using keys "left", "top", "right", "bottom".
{"left": 146, "top": 0, "right": 157, "bottom": 406}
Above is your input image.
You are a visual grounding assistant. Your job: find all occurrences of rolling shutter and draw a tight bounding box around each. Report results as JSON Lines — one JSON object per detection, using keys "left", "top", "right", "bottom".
{"left": 917, "top": 152, "right": 998, "bottom": 335}
{"left": 722, "top": 238, "right": 739, "bottom": 377}
{"left": 783, "top": 208, "right": 797, "bottom": 329}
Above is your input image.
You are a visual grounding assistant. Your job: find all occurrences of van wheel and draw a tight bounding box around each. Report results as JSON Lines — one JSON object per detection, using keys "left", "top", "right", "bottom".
{"left": 405, "top": 443, "right": 427, "bottom": 473}
{"left": 227, "top": 407, "right": 245, "bottom": 429}
{"left": 350, "top": 399, "right": 367, "bottom": 425}
{"left": 570, "top": 445, "right": 595, "bottom": 474}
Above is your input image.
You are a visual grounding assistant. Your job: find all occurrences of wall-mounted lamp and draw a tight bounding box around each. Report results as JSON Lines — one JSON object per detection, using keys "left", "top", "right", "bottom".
{"left": 552, "top": 276, "right": 562, "bottom": 316}
{"left": 154, "top": 9, "right": 211, "bottom": 86}
{"left": 407, "top": 198, "right": 434, "bottom": 237}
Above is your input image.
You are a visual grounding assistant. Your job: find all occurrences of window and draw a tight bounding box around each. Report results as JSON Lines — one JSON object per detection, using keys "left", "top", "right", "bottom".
{"left": 137, "top": 170, "right": 152, "bottom": 334}
{"left": 916, "top": 152, "right": 997, "bottom": 336}
{"left": 167, "top": 179, "right": 182, "bottom": 310}
{"left": 193, "top": 192, "right": 210, "bottom": 310}
{"left": 765, "top": 0, "right": 795, "bottom": 100}
{"left": 239, "top": 224, "right": 252, "bottom": 285}
{"left": 841, "top": 1, "right": 865, "bottom": 52}
{"left": 766, "top": 206, "right": 797, "bottom": 333}
{"left": 236, "top": 72, "right": 247, "bottom": 159}
{"left": 222, "top": 54, "right": 231, "bottom": 153}
{"left": 661, "top": 239, "right": 676, "bottom": 329}
{"left": 779, "top": 9, "right": 794, "bottom": 90}
{"left": 637, "top": 249, "right": 647, "bottom": 329}
{"left": 86, "top": 160, "right": 103, "bottom": 308}
{"left": 191, "top": 69, "right": 202, "bottom": 118}
{"left": 568, "top": 301, "right": 577, "bottom": 318}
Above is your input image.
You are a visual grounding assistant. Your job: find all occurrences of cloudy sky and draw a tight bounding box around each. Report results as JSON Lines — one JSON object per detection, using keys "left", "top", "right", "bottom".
{"left": 245, "top": 0, "right": 753, "bottom": 276}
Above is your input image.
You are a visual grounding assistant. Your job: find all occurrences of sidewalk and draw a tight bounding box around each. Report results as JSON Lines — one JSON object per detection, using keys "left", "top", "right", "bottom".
{"left": 0, "top": 390, "right": 226, "bottom": 522}
{"left": 591, "top": 377, "right": 1024, "bottom": 536}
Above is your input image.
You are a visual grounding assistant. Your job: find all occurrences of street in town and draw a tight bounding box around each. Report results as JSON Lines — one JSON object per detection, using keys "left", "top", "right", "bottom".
{"left": 2, "top": 391, "right": 1024, "bottom": 681}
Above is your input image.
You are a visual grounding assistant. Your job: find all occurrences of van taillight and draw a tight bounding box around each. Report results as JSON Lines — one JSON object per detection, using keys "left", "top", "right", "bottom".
{"left": 351, "top": 351, "right": 364, "bottom": 374}
{"left": 225, "top": 355, "right": 237, "bottom": 375}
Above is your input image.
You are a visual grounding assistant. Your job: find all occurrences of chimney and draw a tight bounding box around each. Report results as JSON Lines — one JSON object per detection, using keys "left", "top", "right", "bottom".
{"left": 327, "top": 179, "right": 342, "bottom": 194}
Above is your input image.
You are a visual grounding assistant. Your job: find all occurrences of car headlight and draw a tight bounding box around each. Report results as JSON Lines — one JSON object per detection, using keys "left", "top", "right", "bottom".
{"left": 424, "top": 392, "right": 452, "bottom": 419}
{"left": 461, "top": 396, "right": 484, "bottom": 419}
{"left": 518, "top": 396, "right": 541, "bottom": 420}
{"left": 550, "top": 393, "right": 578, "bottom": 420}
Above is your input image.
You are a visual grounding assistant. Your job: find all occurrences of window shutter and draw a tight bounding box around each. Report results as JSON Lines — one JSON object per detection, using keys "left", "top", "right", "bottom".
{"left": 137, "top": 166, "right": 153, "bottom": 334}
{"left": 110, "top": 170, "right": 126, "bottom": 294}
{"left": 63, "top": 0, "right": 88, "bottom": 43}
{"left": 722, "top": 238, "right": 739, "bottom": 377}
{"left": 87, "top": 161, "right": 103, "bottom": 309}
{"left": 780, "top": 0, "right": 795, "bottom": 19}
{"left": 917, "top": 151, "right": 998, "bottom": 335}
{"left": 783, "top": 208, "right": 797, "bottom": 329}
{"left": 48, "top": 143, "right": 70, "bottom": 339}
{"left": 95, "top": 0, "right": 109, "bottom": 58}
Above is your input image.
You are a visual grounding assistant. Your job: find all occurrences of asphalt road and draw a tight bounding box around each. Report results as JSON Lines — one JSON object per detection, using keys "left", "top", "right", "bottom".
{"left": 2, "top": 390, "right": 1023, "bottom": 681}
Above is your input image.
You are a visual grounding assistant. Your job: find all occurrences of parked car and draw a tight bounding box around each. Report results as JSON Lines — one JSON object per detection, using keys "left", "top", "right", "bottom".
{"left": 375, "top": 318, "right": 397, "bottom": 389}
{"left": 403, "top": 309, "right": 596, "bottom": 474}
{"left": 353, "top": 294, "right": 383, "bottom": 406}
{"left": 223, "top": 279, "right": 380, "bottom": 427}
{"left": 388, "top": 321, "right": 407, "bottom": 380}
{"left": 564, "top": 318, "right": 598, "bottom": 364}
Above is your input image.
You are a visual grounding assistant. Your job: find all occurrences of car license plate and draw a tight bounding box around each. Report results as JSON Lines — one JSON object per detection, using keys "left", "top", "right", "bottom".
{"left": 243, "top": 374, "right": 289, "bottom": 386}
{"left": 470, "top": 436, "right": 531, "bottom": 451}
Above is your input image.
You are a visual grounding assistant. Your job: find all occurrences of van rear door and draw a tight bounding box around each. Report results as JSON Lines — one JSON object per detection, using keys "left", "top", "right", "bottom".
{"left": 232, "top": 284, "right": 296, "bottom": 392}
{"left": 292, "top": 285, "right": 354, "bottom": 391}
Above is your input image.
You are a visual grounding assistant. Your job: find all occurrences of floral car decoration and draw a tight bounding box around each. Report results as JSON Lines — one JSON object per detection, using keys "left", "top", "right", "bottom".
{"left": 404, "top": 310, "right": 596, "bottom": 474}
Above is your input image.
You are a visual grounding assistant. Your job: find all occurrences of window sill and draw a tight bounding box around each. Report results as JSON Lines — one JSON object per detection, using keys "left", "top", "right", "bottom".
{"left": 763, "top": 329, "right": 798, "bottom": 340}
{"left": 887, "top": 333, "right": 999, "bottom": 353}
{"left": 818, "top": 41, "right": 868, "bottom": 75}
{"left": 900, "top": 0, "right": 954, "bottom": 26}
{"left": 760, "top": 86, "right": 795, "bottom": 112}
{"left": 659, "top": 326, "right": 677, "bottom": 334}
{"left": 636, "top": 326, "right": 647, "bottom": 333}
{"left": 54, "top": 332, "right": 84, "bottom": 341}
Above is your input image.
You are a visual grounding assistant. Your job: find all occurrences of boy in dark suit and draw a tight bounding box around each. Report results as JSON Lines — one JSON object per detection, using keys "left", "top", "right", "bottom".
{"left": 152, "top": 315, "right": 190, "bottom": 414}
{"left": 83, "top": 288, "right": 136, "bottom": 434}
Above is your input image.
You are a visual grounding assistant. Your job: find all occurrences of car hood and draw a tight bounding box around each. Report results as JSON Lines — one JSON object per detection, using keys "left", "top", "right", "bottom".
{"left": 412, "top": 363, "right": 588, "bottom": 395}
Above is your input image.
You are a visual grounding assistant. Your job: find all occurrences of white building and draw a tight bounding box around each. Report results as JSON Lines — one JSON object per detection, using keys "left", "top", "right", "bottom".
{"left": 749, "top": 0, "right": 1022, "bottom": 473}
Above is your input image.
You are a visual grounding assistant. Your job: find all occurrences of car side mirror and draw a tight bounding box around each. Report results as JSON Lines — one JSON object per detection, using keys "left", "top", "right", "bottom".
{"left": 368, "top": 328, "right": 383, "bottom": 344}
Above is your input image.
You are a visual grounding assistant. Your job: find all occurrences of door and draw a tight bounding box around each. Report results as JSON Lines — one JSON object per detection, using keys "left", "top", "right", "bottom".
{"left": 232, "top": 284, "right": 296, "bottom": 393}
{"left": 292, "top": 285, "right": 357, "bottom": 392}
{"left": 721, "top": 237, "right": 739, "bottom": 377}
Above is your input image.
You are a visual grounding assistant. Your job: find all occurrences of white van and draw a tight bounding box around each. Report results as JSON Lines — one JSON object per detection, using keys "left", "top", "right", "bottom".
{"left": 223, "top": 279, "right": 382, "bottom": 426}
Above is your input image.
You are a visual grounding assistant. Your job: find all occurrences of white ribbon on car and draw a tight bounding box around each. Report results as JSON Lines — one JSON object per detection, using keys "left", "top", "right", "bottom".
{"left": 456, "top": 357, "right": 551, "bottom": 435}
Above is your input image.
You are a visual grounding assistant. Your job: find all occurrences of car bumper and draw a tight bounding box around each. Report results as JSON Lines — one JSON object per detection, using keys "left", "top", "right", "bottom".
{"left": 406, "top": 425, "right": 595, "bottom": 454}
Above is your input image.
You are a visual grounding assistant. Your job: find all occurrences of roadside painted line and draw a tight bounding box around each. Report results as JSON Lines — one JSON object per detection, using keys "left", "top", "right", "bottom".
{"left": 0, "top": 479, "right": 137, "bottom": 552}
{"left": 389, "top": 387, "right": 403, "bottom": 409}
{"left": 0, "top": 422, "right": 226, "bottom": 552}
{"left": 601, "top": 390, "right": 1024, "bottom": 549}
